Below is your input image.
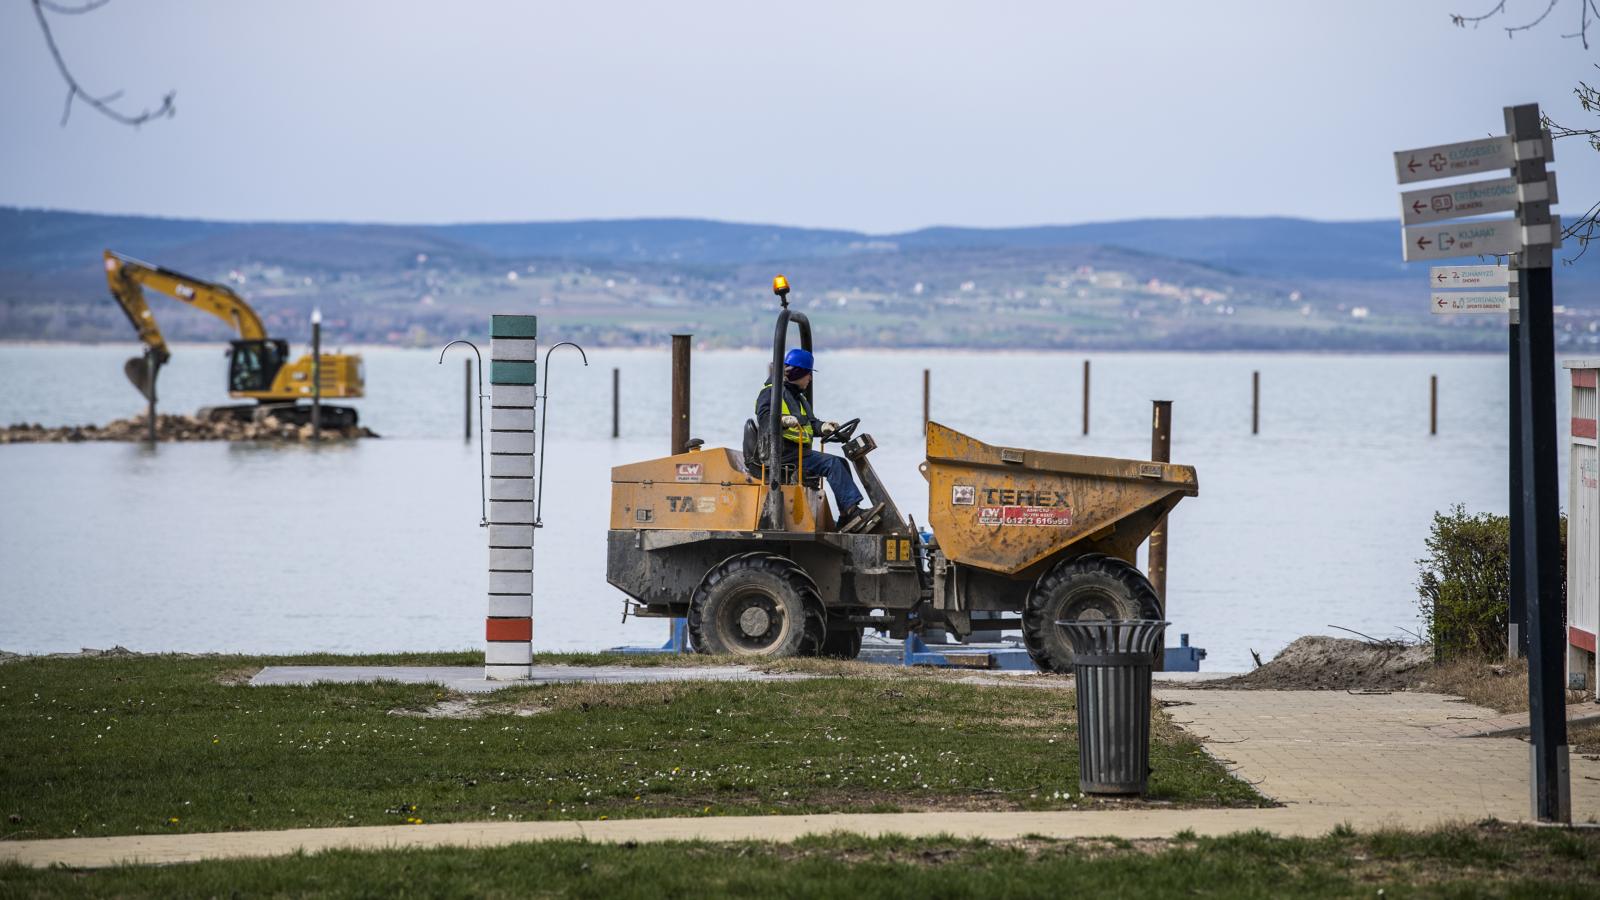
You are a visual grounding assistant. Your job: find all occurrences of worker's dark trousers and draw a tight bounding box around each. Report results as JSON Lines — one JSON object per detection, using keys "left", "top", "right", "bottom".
{"left": 790, "top": 448, "right": 864, "bottom": 513}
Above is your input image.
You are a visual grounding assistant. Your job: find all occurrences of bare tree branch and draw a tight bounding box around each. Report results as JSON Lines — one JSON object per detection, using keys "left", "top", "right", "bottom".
{"left": 38, "top": 0, "right": 113, "bottom": 14}
{"left": 1452, "top": 1, "right": 1509, "bottom": 27}
{"left": 1454, "top": 6, "right": 1598, "bottom": 263}
{"left": 1453, "top": 0, "right": 1590, "bottom": 43}
{"left": 31, "top": 0, "right": 175, "bottom": 128}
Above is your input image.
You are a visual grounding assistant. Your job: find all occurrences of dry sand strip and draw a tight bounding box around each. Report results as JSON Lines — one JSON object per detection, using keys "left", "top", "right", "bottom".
{"left": 0, "top": 806, "right": 1483, "bottom": 870}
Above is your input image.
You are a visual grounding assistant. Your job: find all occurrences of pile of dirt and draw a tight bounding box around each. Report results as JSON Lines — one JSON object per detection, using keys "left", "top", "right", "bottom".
{"left": 1208, "top": 635, "right": 1433, "bottom": 691}
{"left": 1, "top": 414, "right": 376, "bottom": 444}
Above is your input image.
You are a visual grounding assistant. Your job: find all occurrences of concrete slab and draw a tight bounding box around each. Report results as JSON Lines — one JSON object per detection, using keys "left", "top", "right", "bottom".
{"left": 250, "top": 665, "right": 809, "bottom": 694}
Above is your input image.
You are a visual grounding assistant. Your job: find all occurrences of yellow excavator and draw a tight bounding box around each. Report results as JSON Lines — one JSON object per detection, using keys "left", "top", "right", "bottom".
{"left": 104, "top": 250, "right": 364, "bottom": 427}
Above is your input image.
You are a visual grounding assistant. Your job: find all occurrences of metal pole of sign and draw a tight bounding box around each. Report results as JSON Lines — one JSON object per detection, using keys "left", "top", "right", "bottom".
{"left": 612, "top": 367, "right": 620, "bottom": 439}
{"left": 464, "top": 358, "right": 472, "bottom": 441}
{"left": 1509, "top": 265, "right": 1525, "bottom": 660}
{"left": 1505, "top": 102, "right": 1568, "bottom": 824}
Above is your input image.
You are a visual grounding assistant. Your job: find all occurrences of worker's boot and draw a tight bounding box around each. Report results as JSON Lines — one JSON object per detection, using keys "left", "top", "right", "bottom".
{"left": 839, "top": 502, "right": 886, "bottom": 534}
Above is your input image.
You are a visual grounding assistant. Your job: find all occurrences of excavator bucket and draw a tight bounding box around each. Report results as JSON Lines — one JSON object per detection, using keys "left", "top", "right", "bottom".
{"left": 124, "top": 354, "right": 160, "bottom": 402}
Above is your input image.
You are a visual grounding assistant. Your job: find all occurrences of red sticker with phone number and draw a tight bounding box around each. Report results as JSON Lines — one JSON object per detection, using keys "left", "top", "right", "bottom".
{"left": 977, "top": 506, "right": 1073, "bottom": 527}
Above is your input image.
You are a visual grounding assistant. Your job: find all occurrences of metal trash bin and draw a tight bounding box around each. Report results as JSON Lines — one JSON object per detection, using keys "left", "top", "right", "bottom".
{"left": 1058, "top": 619, "right": 1168, "bottom": 795}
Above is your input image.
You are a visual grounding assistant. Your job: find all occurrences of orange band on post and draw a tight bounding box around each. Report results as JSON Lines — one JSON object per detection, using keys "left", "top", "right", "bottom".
{"left": 486, "top": 618, "right": 532, "bottom": 642}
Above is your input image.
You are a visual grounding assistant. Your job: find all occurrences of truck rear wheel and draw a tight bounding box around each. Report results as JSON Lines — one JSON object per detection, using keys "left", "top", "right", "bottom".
{"left": 1022, "top": 554, "right": 1160, "bottom": 674}
{"left": 688, "top": 552, "right": 821, "bottom": 658}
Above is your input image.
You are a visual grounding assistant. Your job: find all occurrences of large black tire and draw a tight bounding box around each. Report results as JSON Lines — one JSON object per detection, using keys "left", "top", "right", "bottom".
{"left": 818, "top": 626, "right": 864, "bottom": 659}
{"left": 1022, "top": 554, "right": 1161, "bottom": 674}
{"left": 688, "top": 552, "right": 823, "bottom": 658}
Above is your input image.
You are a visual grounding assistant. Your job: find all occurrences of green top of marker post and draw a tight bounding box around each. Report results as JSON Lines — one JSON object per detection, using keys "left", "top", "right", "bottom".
{"left": 491, "top": 315, "right": 538, "bottom": 339}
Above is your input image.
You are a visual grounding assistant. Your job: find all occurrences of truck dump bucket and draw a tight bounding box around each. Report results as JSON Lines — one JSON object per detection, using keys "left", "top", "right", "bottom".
{"left": 923, "top": 422, "right": 1197, "bottom": 577}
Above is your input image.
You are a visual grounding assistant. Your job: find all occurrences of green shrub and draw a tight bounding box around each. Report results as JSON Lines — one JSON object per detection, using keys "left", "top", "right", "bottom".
{"left": 1416, "top": 505, "right": 1566, "bottom": 661}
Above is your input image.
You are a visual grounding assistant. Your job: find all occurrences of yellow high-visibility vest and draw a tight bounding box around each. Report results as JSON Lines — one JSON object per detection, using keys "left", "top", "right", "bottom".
{"left": 759, "top": 382, "right": 814, "bottom": 447}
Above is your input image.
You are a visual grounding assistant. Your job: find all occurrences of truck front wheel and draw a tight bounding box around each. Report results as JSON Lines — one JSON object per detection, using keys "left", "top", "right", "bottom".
{"left": 688, "top": 552, "right": 821, "bottom": 658}
{"left": 1022, "top": 554, "right": 1161, "bottom": 674}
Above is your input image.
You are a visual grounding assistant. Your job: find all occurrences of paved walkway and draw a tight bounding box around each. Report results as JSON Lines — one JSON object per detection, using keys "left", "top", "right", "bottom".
{"left": 6, "top": 687, "right": 1597, "bottom": 869}
{"left": 1159, "top": 689, "right": 1600, "bottom": 822}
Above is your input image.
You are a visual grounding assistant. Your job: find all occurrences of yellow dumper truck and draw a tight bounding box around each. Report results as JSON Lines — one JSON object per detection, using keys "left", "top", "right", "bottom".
{"left": 606, "top": 278, "right": 1197, "bottom": 671}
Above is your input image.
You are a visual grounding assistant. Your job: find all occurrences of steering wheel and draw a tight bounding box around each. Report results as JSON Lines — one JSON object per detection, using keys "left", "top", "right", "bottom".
{"left": 822, "top": 417, "right": 860, "bottom": 444}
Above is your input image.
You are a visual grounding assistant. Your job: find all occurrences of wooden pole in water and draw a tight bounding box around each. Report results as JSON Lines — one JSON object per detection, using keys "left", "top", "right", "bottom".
{"left": 1148, "top": 400, "right": 1172, "bottom": 671}
{"left": 612, "top": 367, "right": 620, "bottom": 439}
{"left": 922, "top": 369, "right": 930, "bottom": 434}
{"left": 146, "top": 370, "right": 156, "bottom": 445}
{"left": 671, "top": 335, "right": 691, "bottom": 454}
{"left": 1082, "top": 360, "right": 1091, "bottom": 436}
{"left": 311, "top": 311, "right": 323, "bottom": 441}
{"left": 1430, "top": 375, "right": 1438, "bottom": 436}
{"left": 1251, "top": 371, "right": 1260, "bottom": 435}
{"left": 464, "top": 358, "right": 472, "bottom": 441}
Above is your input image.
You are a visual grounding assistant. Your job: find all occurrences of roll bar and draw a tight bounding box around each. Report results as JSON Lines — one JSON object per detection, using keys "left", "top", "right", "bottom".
{"left": 764, "top": 291, "right": 813, "bottom": 531}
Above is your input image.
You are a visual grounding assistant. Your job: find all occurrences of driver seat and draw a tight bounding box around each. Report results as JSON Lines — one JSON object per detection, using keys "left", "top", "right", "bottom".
{"left": 742, "top": 418, "right": 820, "bottom": 488}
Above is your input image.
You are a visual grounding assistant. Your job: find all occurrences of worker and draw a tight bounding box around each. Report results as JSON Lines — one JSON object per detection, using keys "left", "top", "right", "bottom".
{"left": 755, "top": 348, "right": 885, "bottom": 533}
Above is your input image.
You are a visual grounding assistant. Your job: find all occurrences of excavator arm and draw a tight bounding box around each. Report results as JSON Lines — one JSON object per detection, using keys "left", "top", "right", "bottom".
{"left": 104, "top": 250, "right": 268, "bottom": 346}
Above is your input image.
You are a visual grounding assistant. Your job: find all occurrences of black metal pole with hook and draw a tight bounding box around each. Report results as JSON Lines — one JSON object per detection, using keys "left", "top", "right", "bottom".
{"left": 438, "top": 340, "right": 488, "bottom": 526}
{"left": 535, "top": 341, "right": 588, "bottom": 528}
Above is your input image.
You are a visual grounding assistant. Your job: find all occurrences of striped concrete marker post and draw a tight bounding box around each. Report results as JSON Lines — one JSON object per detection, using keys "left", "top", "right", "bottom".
{"left": 486, "top": 314, "right": 537, "bottom": 681}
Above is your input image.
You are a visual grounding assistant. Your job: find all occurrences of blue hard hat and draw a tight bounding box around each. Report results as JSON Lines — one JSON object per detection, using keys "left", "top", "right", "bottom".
{"left": 784, "top": 348, "right": 815, "bottom": 371}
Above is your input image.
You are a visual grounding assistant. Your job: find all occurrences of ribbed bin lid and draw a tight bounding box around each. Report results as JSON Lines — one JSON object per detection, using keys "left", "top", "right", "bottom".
{"left": 1055, "top": 620, "right": 1168, "bottom": 656}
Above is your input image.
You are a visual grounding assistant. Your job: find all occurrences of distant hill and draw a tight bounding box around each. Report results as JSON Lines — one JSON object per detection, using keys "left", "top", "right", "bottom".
{"left": 1, "top": 207, "right": 1427, "bottom": 280}
{"left": 1, "top": 206, "right": 1594, "bottom": 352}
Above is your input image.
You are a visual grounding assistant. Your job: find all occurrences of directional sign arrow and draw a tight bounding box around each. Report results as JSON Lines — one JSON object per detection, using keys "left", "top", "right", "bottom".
{"left": 1398, "top": 173, "right": 1556, "bottom": 227}
{"left": 1394, "top": 135, "right": 1517, "bottom": 184}
{"left": 1401, "top": 216, "right": 1550, "bottom": 262}
{"left": 1431, "top": 291, "right": 1510, "bottom": 315}
{"left": 1430, "top": 264, "right": 1509, "bottom": 288}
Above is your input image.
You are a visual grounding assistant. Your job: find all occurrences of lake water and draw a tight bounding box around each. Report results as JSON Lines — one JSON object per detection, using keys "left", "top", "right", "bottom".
{"left": 0, "top": 343, "right": 1575, "bottom": 671}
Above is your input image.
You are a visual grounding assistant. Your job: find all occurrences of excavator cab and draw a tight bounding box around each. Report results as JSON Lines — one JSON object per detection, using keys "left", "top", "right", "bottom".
{"left": 227, "top": 339, "right": 290, "bottom": 394}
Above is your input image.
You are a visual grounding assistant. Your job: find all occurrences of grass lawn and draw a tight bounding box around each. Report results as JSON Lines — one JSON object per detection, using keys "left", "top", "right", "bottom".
{"left": 4, "top": 824, "right": 1598, "bottom": 898}
{"left": 0, "top": 653, "right": 1261, "bottom": 841}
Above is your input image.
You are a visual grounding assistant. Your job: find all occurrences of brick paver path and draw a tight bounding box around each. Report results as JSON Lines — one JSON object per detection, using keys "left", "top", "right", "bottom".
{"left": 1158, "top": 689, "right": 1600, "bottom": 824}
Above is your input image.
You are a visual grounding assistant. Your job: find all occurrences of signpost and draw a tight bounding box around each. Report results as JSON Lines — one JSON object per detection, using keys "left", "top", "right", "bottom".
{"left": 1430, "top": 291, "right": 1508, "bottom": 314}
{"left": 1394, "top": 135, "right": 1515, "bottom": 183}
{"left": 1395, "top": 104, "right": 1567, "bottom": 823}
{"left": 1400, "top": 174, "right": 1556, "bottom": 226}
{"left": 1430, "top": 264, "right": 1508, "bottom": 288}
{"left": 1400, "top": 216, "right": 1559, "bottom": 262}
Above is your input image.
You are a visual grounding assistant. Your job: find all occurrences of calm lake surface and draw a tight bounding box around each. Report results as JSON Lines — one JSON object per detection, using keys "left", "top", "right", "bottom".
{"left": 0, "top": 343, "right": 1574, "bottom": 671}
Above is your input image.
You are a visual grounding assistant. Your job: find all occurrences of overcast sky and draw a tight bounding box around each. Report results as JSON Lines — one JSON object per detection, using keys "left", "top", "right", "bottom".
{"left": 0, "top": 1, "right": 1592, "bottom": 232}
